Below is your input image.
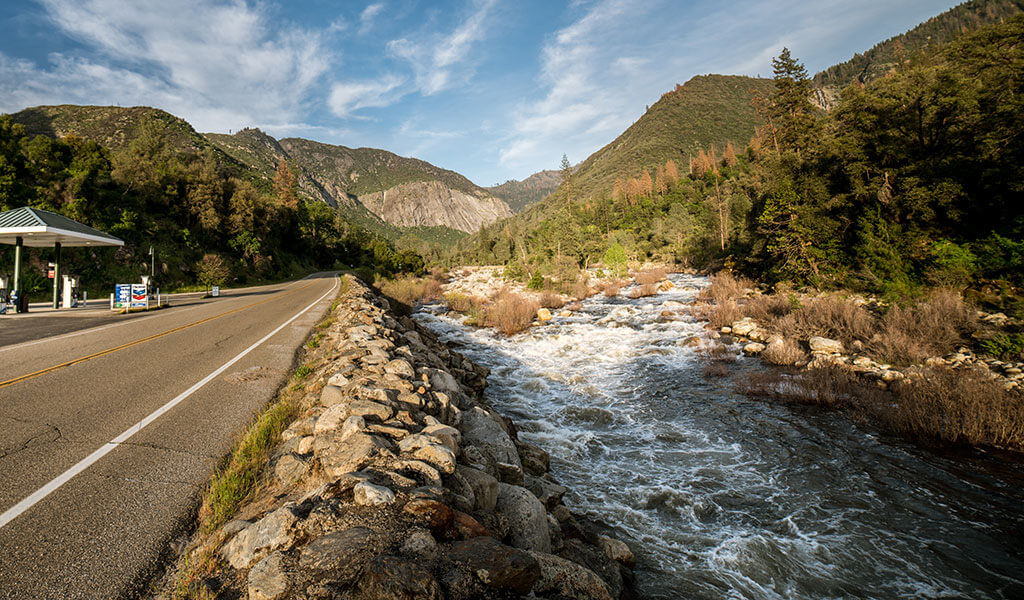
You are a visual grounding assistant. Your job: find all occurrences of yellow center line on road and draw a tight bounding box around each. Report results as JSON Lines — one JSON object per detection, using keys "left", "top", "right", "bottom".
{"left": 0, "top": 280, "right": 318, "bottom": 391}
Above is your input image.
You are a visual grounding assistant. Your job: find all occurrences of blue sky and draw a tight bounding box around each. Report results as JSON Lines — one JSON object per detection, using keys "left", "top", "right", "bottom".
{"left": 0, "top": 0, "right": 957, "bottom": 187}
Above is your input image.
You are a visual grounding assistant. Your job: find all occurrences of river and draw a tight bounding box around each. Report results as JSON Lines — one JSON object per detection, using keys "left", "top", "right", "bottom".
{"left": 414, "top": 274, "right": 1024, "bottom": 599}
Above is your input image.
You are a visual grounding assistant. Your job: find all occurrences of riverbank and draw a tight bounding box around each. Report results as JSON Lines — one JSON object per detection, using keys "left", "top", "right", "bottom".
{"left": 157, "top": 275, "right": 634, "bottom": 600}
{"left": 692, "top": 272, "right": 1024, "bottom": 451}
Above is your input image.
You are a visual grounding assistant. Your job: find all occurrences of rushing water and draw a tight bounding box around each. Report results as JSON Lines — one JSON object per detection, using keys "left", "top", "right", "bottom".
{"left": 414, "top": 274, "right": 1024, "bottom": 600}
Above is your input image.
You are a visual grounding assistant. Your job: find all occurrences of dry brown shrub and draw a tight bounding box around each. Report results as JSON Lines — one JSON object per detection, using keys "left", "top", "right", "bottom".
{"left": 761, "top": 338, "right": 807, "bottom": 366}
{"left": 628, "top": 283, "right": 659, "bottom": 299}
{"left": 561, "top": 279, "right": 592, "bottom": 300}
{"left": 540, "top": 291, "right": 566, "bottom": 309}
{"left": 869, "top": 290, "right": 977, "bottom": 365}
{"left": 694, "top": 300, "right": 742, "bottom": 329}
{"left": 484, "top": 289, "right": 540, "bottom": 335}
{"left": 634, "top": 267, "right": 668, "bottom": 286}
{"left": 698, "top": 271, "right": 753, "bottom": 303}
{"left": 889, "top": 366, "right": 1024, "bottom": 449}
{"left": 602, "top": 280, "right": 624, "bottom": 297}
{"left": 741, "top": 294, "right": 793, "bottom": 326}
{"left": 775, "top": 295, "right": 875, "bottom": 346}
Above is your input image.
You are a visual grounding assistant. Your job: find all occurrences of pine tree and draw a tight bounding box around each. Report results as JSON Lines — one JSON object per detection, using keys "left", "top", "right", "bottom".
{"left": 768, "top": 48, "right": 817, "bottom": 155}
{"left": 274, "top": 161, "right": 298, "bottom": 209}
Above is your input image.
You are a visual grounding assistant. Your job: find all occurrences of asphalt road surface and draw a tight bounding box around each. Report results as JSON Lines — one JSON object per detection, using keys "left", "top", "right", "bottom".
{"left": 0, "top": 273, "right": 339, "bottom": 599}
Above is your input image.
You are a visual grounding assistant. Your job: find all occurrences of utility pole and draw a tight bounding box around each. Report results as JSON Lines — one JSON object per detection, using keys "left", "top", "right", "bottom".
{"left": 149, "top": 246, "right": 155, "bottom": 286}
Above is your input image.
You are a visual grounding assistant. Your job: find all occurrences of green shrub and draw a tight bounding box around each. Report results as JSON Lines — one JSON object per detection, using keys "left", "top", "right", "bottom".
{"left": 981, "top": 333, "right": 1024, "bottom": 360}
{"left": 527, "top": 271, "right": 545, "bottom": 290}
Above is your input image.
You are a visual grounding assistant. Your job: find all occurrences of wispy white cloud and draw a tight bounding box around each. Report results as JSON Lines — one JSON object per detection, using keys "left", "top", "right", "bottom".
{"left": 359, "top": 3, "right": 384, "bottom": 35}
{"left": 0, "top": 0, "right": 331, "bottom": 132}
{"left": 327, "top": 75, "right": 405, "bottom": 117}
{"left": 386, "top": 0, "right": 495, "bottom": 96}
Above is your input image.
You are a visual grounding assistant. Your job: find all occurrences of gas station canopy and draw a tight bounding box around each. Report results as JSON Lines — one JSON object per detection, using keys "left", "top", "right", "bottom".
{"left": 0, "top": 207, "right": 124, "bottom": 247}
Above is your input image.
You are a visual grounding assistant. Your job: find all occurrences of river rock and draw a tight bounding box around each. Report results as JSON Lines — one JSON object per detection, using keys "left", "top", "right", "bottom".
{"left": 456, "top": 465, "right": 499, "bottom": 512}
{"left": 809, "top": 336, "right": 844, "bottom": 353}
{"left": 313, "top": 402, "right": 348, "bottom": 435}
{"left": 400, "top": 530, "right": 438, "bottom": 558}
{"left": 524, "top": 474, "right": 566, "bottom": 510}
{"left": 528, "top": 551, "right": 613, "bottom": 600}
{"left": 496, "top": 483, "right": 551, "bottom": 552}
{"left": 403, "top": 499, "right": 454, "bottom": 534}
{"left": 537, "top": 308, "right": 552, "bottom": 321}
{"left": 731, "top": 318, "right": 757, "bottom": 336}
{"left": 423, "top": 367, "right": 461, "bottom": 394}
{"left": 360, "top": 555, "right": 443, "bottom": 600}
{"left": 319, "top": 384, "right": 346, "bottom": 407}
{"left": 247, "top": 552, "right": 289, "bottom": 600}
{"left": 273, "top": 453, "right": 306, "bottom": 486}
{"left": 460, "top": 408, "right": 522, "bottom": 476}
{"left": 299, "top": 527, "right": 377, "bottom": 585}
{"left": 314, "top": 432, "right": 392, "bottom": 478}
{"left": 599, "top": 535, "right": 635, "bottom": 568}
{"left": 518, "top": 442, "right": 550, "bottom": 476}
{"left": 422, "top": 423, "right": 461, "bottom": 452}
{"left": 222, "top": 505, "right": 300, "bottom": 569}
{"left": 742, "top": 342, "right": 766, "bottom": 355}
{"left": 348, "top": 399, "right": 395, "bottom": 422}
{"left": 353, "top": 481, "right": 396, "bottom": 506}
{"left": 384, "top": 358, "right": 416, "bottom": 378}
{"left": 412, "top": 443, "right": 457, "bottom": 475}
{"left": 446, "top": 536, "right": 541, "bottom": 595}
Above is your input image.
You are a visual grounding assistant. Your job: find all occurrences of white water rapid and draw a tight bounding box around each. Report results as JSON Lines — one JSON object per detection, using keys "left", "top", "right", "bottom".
{"left": 414, "top": 274, "right": 1024, "bottom": 599}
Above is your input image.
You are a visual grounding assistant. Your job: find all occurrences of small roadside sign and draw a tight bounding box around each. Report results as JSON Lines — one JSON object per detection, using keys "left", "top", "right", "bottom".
{"left": 130, "top": 284, "right": 148, "bottom": 308}
{"left": 47, "top": 270, "right": 55, "bottom": 279}
{"left": 211, "top": 286, "right": 220, "bottom": 297}
{"left": 115, "top": 284, "right": 131, "bottom": 308}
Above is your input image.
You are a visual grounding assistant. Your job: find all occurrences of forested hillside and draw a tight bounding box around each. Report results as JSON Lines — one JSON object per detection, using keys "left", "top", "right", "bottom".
{"left": 454, "top": 13, "right": 1024, "bottom": 306}
{"left": 486, "top": 169, "right": 562, "bottom": 213}
{"left": 0, "top": 114, "right": 424, "bottom": 300}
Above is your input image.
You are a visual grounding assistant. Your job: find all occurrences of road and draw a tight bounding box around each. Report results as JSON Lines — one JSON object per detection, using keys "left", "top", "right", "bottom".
{"left": 0, "top": 273, "right": 339, "bottom": 599}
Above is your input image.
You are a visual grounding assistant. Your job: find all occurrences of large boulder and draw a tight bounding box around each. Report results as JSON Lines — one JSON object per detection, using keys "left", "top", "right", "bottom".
{"left": 299, "top": 527, "right": 377, "bottom": 585}
{"left": 247, "top": 552, "right": 289, "bottom": 600}
{"left": 529, "top": 551, "right": 614, "bottom": 600}
{"left": 221, "top": 505, "right": 300, "bottom": 569}
{"left": 496, "top": 483, "right": 551, "bottom": 553}
{"left": 809, "top": 336, "right": 844, "bottom": 354}
{"left": 360, "top": 555, "right": 443, "bottom": 600}
{"left": 314, "top": 432, "right": 392, "bottom": 478}
{"left": 446, "top": 536, "right": 541, "bottom": 595}
{"left": 461, "top": 408, "right": 522, "bottom": 479}
{"left": 456, "top": 465, "right": 499, "bottom": 512}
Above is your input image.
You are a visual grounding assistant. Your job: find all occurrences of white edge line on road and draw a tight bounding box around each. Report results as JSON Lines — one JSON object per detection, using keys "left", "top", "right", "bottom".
{"left": 0, "top": 276, "right": 339, "bottom": 530}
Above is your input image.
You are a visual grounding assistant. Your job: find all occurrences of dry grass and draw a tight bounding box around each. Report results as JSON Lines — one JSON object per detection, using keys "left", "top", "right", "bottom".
{"left": 775, "top": 295, "right": 875, "bottom": 347}
{"left": 628, "top": 283, "right": 659, "bottom": 299}
{"left": 890, "top": 366, "right": 1024, "bottom": 449}
{"left": 561, "top": 279, "right": 593, "bottom": 300}
{"left": 377, "top": 275, "right": 442, "bottom": 310}
{"left": 741, "top": 294, "right": 793, "bottom": 325}
{"left": 869, "top": 289, "right": 977, "bottom": 365}
{"left": 634, "top": 267, "right": 668, "bottom": 286}
{"left": 539, "top": 291, "right": 566, "bottom": 309}
{"left": 483, "top": 289, "right": 540, "bottom": 335}
{"left": 694, "top": 300, "right": 743, "bottom": 329}
{"left": 761, "top": 338, "right": 807, "bottom": 366}
{"left": 698, "top": 271, "right": 753, "bottom": 304}
{"left": 740, "top": 364, "right": 888, "bottom": 415}
{"left": 444, "top": 292, "right": 485, "bottom": 314}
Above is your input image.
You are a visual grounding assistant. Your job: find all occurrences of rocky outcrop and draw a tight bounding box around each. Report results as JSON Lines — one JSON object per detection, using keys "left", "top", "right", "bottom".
{"left": 359, "top": 180, "right": 512, "bottom": 233}
{"left": 203, "top": 276, "right": 635, "bottom": 599}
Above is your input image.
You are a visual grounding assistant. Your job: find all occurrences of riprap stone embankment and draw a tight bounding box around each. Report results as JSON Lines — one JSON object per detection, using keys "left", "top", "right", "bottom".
{"left": 206, "top": 276, "right": 635, "bottom": 599}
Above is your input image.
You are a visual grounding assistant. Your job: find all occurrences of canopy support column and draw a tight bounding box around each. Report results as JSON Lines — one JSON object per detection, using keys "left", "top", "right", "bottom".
{"left": 13, "top": 236, "right": 22, "bottom": 295}
{"left": 52, "top": 241, "right": 61, "bottom": 309}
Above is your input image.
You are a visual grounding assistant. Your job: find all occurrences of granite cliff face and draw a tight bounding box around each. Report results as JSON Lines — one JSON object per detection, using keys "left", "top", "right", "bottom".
{"left": 359, "top": 181, "right": 513, "bottom": 233}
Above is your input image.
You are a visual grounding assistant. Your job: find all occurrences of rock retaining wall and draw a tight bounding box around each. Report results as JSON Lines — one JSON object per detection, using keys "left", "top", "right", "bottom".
{"left": 203, "top": 276, "right": 636, "bottom": 599}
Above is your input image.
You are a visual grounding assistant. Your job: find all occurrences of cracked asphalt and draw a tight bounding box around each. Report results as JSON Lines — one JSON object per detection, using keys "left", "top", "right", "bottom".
{"left": 0, "top": 273, "right": 338, "bottom": 599}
